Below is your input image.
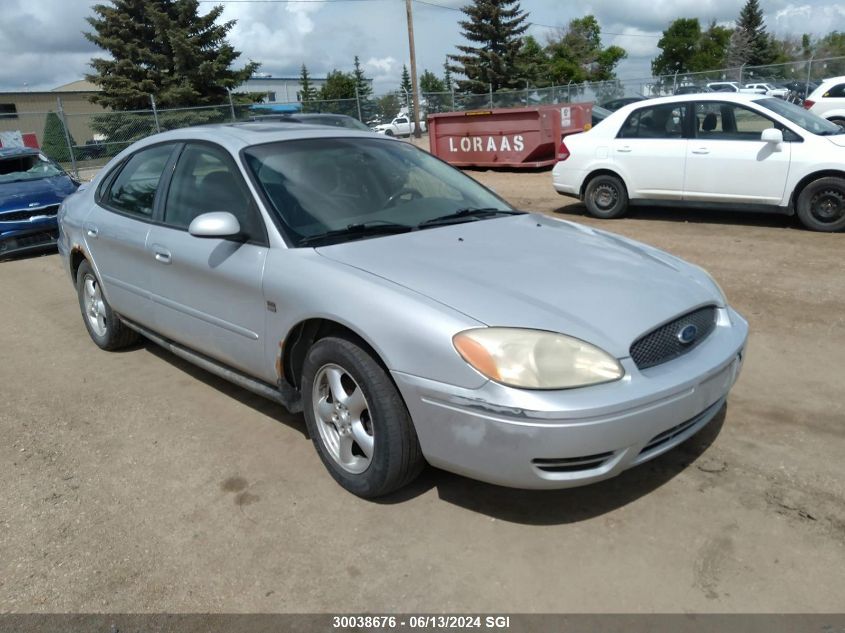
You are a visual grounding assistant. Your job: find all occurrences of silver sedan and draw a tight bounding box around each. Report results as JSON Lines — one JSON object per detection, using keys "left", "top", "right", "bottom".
{"left": 58, "top": 123, "right": 747, "bottom": 497}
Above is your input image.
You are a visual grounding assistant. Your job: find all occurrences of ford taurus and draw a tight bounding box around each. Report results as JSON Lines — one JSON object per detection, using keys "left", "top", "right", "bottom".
{"left": 59, "top": 123, "right": 747, "bottom": 497}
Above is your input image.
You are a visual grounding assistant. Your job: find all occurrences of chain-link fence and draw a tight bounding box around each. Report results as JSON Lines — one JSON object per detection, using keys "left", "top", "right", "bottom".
{"left": 3, "top": 55, "right": 842, "bottom": 178}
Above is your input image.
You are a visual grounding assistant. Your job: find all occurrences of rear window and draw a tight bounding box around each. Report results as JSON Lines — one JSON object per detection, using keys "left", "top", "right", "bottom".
{"left": 823, "top": 83, "right": 845, "bottom": 98}
{"left": 618, "top": 104, "right": 687, "bottom": 139}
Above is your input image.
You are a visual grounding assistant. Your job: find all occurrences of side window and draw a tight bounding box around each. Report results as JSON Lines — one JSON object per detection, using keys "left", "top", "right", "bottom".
{"left": 696, "top": 102, "right": 773, "bottom": 140}
{"left": 163, "top": 144, "right": 263, "bottom": 241}
{"left": 395, "top": 118, "right": 408, "bottom": 124}
{"left": 618, "top": 103, "right": 687, "bottom": 139}
{"left": 105, "top": 144, "right": 174, "bottom": 218}
{"left": 824, "top": 83, "right": 845, "bottom": 98}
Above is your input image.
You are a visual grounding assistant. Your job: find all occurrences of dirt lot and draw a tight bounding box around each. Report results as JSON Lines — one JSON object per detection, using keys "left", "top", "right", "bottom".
{"left": 1, "top": 168, "right": 844, "bottom": 613}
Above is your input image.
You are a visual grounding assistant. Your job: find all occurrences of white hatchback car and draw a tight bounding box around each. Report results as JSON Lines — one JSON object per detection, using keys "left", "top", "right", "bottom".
{"left": 805, "top": 76, "right": 845, "bottom": 127}
{"left": 552, "top": 93, "right": 845, "bottom": 232}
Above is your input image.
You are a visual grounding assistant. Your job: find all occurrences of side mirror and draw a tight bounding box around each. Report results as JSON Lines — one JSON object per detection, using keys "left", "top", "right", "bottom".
{"left": 188, "top": 212, "right": 242, "bottom": 239}
{"left": 761, "top": 128, "right": 783, "bottom": 144}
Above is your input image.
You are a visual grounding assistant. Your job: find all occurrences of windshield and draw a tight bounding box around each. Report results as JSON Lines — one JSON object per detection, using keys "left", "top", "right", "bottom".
{"left": 0, "top": 153, "right": 64, "bottom": 183}
{"left": 244, "top": 137, "right": 513, "bottom": 246}
{"left": 755, "top": 97, "right": 843, "bottom": 136}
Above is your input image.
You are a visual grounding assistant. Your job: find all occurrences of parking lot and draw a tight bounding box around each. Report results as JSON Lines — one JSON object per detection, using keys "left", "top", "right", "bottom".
{"left": 2, "top": 169, "right": 844, "bottom": 613}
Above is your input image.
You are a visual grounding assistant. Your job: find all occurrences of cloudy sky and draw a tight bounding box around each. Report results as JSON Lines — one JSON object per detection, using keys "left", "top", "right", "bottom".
{"left": 1, "top": 0, "right": 844, "bottom": 95}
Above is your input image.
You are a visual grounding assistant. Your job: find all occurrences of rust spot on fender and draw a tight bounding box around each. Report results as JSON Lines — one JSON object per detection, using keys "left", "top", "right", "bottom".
{"left": 275, "top": 339, "right": 285, "bottom": 380}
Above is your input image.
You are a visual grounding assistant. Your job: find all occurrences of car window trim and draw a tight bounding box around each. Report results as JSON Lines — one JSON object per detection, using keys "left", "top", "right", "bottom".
{"left": 156, "top": 139, "right": 270, "bottom": 247}
{"left": 693, "top": 100, "right": 804, "bottom": 143}
{"left": 96, "top": 141, "right": 181, "bottom": 223}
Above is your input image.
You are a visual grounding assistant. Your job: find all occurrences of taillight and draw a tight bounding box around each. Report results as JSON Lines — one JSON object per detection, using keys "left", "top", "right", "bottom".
{"left": 803, "top": 99, "right": 815, "bottom": 109}
{"left": 558, "top": 139, "right": 570, "bottom": 161}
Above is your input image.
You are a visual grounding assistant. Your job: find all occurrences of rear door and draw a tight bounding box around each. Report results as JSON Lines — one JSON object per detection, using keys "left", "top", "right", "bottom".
{"left": 84, "top": 143, "right": 177, "bottom": 327}
{"left": 683, "top": 101, "right": 790, "bottom": 205}
{"left": 146, "top": 142, "right": 269, "bottom": 378}
{"left": 613, "top": 102, "right": 689, "bottom": 199}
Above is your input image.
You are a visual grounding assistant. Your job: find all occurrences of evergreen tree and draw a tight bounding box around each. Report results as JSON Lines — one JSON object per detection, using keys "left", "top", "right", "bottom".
{"left": 42, "top": 112, "right": 77, "bottom": 163}
{"left": 85, "top": 0, "right": 258, "bottom": 110}
{"left": 447, "top": 0, "right": 529, "bottom": 93}
{"left": 400, "top": 65, "right": 413, "bottom": 97}
{"left": 443, "top": 59, "right": 453, "bottom": 91}
{"left": 299, "top": 63, "right": 317, "bottom": 112}
{"left": 352, "top": 56, "right": 372, "bottom": 100}
{"left": 515, "top": 34, "right": 551, "bottom": 87}
{"left": 736, "top": 0, "right": 774, "bottom": 66}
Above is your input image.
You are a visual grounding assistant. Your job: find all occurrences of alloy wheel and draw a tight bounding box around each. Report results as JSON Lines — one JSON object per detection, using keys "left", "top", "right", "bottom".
{"left": 311, "top": 363, "right": 374, "bottom": 474}
{"left": 83, "top": 274, "right": 108, "bottom": 337}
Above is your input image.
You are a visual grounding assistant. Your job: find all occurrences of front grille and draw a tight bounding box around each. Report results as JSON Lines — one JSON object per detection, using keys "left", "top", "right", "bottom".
{"left": 532, "top": 451, "right": 615, "bottom": 473}
{"left": 0, "top": 205, "right": 60, "bottom": 223}
{"left": 630, "top": 306, "right": 717, "bottom": 370}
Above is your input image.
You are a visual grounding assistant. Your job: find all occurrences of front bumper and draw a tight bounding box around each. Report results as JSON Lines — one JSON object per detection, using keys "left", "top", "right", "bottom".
{"left": 393, "top": 306, "right": 748, "bottom": 489}
{"left": 0, "top": 224, "right": 59, "bottom": 258}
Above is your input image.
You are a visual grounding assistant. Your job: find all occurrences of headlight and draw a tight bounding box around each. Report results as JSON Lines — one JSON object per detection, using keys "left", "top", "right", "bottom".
{"left": 453, "top": 328, "right": 624, "bottom": 390}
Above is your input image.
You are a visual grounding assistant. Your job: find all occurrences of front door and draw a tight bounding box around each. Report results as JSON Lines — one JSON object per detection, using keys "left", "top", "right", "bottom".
{"left": 147, "top": 142, "right": 270, "bottom": 378}
{"left": 684, "top": 101, "right": 791, "bottom": 205}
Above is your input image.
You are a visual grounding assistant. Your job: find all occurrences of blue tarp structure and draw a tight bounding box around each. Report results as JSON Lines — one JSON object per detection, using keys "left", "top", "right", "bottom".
{"left": 249, "top": 103, "right": 302, "bottom": 114}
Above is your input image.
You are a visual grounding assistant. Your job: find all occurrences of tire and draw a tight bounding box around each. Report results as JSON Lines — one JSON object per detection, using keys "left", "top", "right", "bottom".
{"left": 828, "top": 117, "right": 845, "bottom": 129}
{"left": 383, "top": 129, "right": 394, "bottom": 137}
{"left": 795, "top": 177, "right": 845, "bottom": 232}
{"left": 301, "top": 336, "right": 424, "bottom": 498}
{"left": 76, "top": 260, "right": 140, "bottom": 350}
{"left": 584, "top": 173, "right": 629, "bottom": 219}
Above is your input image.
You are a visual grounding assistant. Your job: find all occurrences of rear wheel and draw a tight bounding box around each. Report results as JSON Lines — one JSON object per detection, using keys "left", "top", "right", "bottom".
{"left": 76, "top": 260, "right": 139, "bottom": 350}
{"left": 584, "top": 174, "right": 629, "bottom": 219}
{"left": 796, "top": 177, "right": 845, "bottom": 232}
{"left": 828, "top": 117, "right": 845, "bottom": 129}
{"left": 301, "top": 336, "right": 424, "bottom": 498}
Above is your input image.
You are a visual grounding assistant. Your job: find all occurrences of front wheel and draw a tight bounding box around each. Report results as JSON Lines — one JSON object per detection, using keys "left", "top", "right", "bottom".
{"left": 796, "top": 177, "right": 845, "bottom": 232}
{"left": 301, "top": 336, "right": 424, "bottom": 498}
{"left": 584, "top": 174, "right": 629, "bottom": 219}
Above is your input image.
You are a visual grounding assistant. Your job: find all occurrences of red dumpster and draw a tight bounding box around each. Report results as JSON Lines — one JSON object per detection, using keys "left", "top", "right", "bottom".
{"left": 427, "top": 103, "right": 593, "bottom": 169}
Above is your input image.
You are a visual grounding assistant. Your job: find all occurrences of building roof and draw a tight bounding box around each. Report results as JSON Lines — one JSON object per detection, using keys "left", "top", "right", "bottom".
{"left": 52, "top": 79, "right": 100, "bottom": 92}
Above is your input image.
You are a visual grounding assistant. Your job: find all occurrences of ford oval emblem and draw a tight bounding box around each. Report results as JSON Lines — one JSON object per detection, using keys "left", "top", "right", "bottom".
{"left": 677, "top": 324, "right": 698, "bottom": 345}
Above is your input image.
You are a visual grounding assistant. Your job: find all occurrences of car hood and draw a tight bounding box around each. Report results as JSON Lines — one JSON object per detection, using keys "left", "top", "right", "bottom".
{"left": 316, "top": 214, "right": 721, "bottom": 358}
{"left": 0, "top": 175, "right": 78, "bottom": 213}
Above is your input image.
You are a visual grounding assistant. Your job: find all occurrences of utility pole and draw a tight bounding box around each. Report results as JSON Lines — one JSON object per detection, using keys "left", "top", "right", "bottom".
{"left": 405, "top": 0, "right": 422, "bottom": 138}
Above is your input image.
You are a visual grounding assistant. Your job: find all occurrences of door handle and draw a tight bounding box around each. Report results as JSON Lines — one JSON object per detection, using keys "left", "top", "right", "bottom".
{"left": 153, "top": 247, "right": 172, "bottom": 264}
{"left": 691, "top": 147, "right": 710, "bottom": 154}
{"left": 85, "top": 225, "right": 98, "bottom": 238}
{"left": 617, "top": 146, "right": 632, "bottom": 153}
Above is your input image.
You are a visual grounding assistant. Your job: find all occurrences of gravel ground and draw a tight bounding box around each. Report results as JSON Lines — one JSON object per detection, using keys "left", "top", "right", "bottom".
{"left": 1, "top": 162, "right": 844, "bottom": 613}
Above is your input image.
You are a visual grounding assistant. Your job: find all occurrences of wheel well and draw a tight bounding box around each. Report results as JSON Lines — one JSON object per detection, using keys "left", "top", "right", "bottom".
{"left": 279, "top": 319, "right": 386, "bottom": 390}
{"left": 580, "top": 169, "right": 628, "bottom": 199}
{"left": 791, "top": 170, "right": 845, "bottom": 211}
{"left": 69, "top": 249, "right": 87, "bottom": 282}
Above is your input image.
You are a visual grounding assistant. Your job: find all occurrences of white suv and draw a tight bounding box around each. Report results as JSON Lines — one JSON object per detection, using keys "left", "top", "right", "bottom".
{"left": 552, "top": 93, "right": 845, "bottom": 231}
{"left": 804, "top": 76, "right": 845, "bottom": 127}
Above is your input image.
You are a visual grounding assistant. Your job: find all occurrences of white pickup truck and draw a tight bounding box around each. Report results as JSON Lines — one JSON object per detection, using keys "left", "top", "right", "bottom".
{"left": 372, "top": 115, "right": 427, "bottom": 137}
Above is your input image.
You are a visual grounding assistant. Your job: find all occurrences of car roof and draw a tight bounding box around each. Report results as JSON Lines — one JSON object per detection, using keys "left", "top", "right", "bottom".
{"left": 119, "top": 121, "right": 383, "bottom": 156}
{"left": 0, "top": 146, "right": 39, "bottom": 159}
{"left": 618, "top": 92, "right": 766, "bottom": 110}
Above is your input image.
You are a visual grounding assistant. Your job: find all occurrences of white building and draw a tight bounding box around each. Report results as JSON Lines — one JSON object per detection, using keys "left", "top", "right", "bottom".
{"left": 238, "top": 75, "right": 374, "bottom": 103}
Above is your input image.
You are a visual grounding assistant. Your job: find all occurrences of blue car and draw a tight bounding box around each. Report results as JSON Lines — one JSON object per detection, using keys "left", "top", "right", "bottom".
{"left": 0, "top": 147, "right": 79, "bottom": 258}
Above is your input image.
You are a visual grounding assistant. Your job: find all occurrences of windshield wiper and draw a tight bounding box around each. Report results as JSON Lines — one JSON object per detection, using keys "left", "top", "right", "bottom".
{"left": 299, "top": 221, "right": 414, "bottom": 246}
{"left": 417, "top": 207, "right": 522, "bottom": 228}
